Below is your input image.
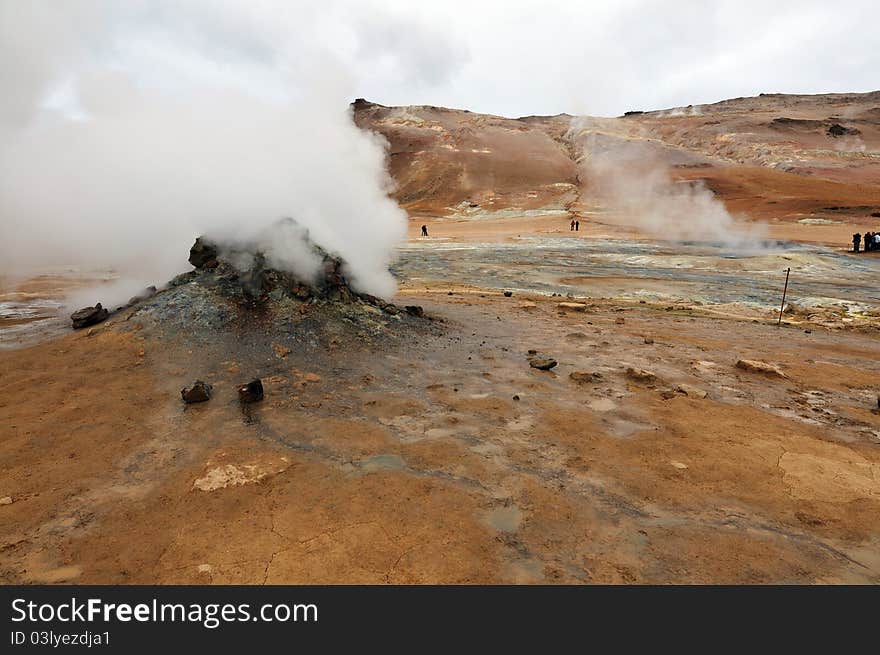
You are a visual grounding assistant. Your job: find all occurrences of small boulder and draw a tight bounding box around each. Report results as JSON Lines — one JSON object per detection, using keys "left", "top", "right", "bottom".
{"left": 626, "top": 367, "right": 657, "bottom": 383}
{"left": 189, "top": 237, "right": 219, "bottom": 269}
{"left": 0, "top": 496, "right": 12, "bottom": 506}
{"left": 503, "top": 290, "right": 513, "bottom": 297}
{"left": 404, "top": 305, "right": 425, "bottom": 318}
{"left": 675, "top": 383, "right": 708, "bottom": 399}
{"left": 557, "top": 302, "right": 587, "bottom": 312}
{"left": 735, "top": 359, "right": 787, "bottom": 378}
{"left": 238, "top": 379, "right": 264, "bottom": 403}
{"left": 643, "top": 336, "right": 654, "bottom": 344}
{"left": 528, "top": 356, "right": 557, "bottom": 371}
{"left": 70, "top": 303, "right": 109, "bottom": 329}
{"left": 181, "top": 380, "right": 212, "bottom": 404}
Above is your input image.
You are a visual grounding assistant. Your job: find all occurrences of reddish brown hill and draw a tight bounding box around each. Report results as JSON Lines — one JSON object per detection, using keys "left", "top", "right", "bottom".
{"left": 353, "top": 92, "right": 880, "bottom": 232}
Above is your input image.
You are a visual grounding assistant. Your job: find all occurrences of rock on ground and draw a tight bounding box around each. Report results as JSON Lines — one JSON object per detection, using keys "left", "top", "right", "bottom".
{"left": 626, "top": 367, "right": 658, "bottom": 383}
{"left": 181, "top": 380, "right": 212, "bottom": 403}
{"left": 238, "top": 379, "right": 264, "bottom": 403}
{"left": 70, "top": 303, "right": 109, "bottom": 330}
{"left": 736, "top": 359, "right": 787, "bottom": 378}
{"left": 528, "top": 356, "right": 558, "bottom": 370}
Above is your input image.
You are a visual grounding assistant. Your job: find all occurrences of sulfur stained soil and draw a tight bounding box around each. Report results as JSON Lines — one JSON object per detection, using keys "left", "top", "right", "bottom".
{"left": 1, "top": 284, "right": 878, "bottom": 584}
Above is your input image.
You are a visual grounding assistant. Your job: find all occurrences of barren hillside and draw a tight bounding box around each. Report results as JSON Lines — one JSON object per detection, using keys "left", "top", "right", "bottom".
{"left": 354, "top": 92, "right": 880, "bottom": 233}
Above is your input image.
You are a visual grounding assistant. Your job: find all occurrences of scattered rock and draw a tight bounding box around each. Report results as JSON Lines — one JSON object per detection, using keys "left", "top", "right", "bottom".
{"left": 0, "top": 496, "right": 12, "bottom": 506}
{"left": 569, "top": 371, "right": 603, "bottom": 384}
{"left": 626, "top": 367, "right": 657, "bottom": 383}
{"left": 670, "top": 461, "right": 689, "bottom": 470}
{"left": 405, "top": 305, "right": 425, "bottom": 318}
{"left": 735, "top": 359, "right": 787, "bottom": 378}
{"left": 70, "top": 303, "right": 109, "bottom": 329}
{"left": 238, "top": 379, "right": 264, "bottom": 403}
{"left": 675, "top": 383, "right": 708, "bottom": 399}
{"left": 615, "top": 317, "right": 625, "bottom": 325}
{"left": 660, "top": 389, "right": 677, "bottom": 400}
{"left": 181, "top": 380, "right": 212, "bottom": 403}
{"left": 273, "top": 343, "right": 291, "bottom": 358}
{"left": 643, "top": 336, "right": 654, "bottom": 344}
{"left": 512, "top": 394, "right": 520, "bottom": 401}
{"left": 189, "top": 237, "right": 219, "bottom": 268}
{"left": 517, "top": 301, "right": 537, "bottom": 310}
{"left": 528, "top": 356, "right": 557, "bottom": 371}
{"left": 503, "top": 291, "right": 513, "bottom": 297}
{"left": 557, "top": 302, "right": 587, "bottom": 312}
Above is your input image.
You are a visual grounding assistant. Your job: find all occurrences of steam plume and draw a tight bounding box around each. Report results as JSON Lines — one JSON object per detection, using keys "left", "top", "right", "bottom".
{"left": 568, "top": 118, "right": 766, "bottom": 249}
{"left": 0, "top": 1, "right": 461, "bottom": 303}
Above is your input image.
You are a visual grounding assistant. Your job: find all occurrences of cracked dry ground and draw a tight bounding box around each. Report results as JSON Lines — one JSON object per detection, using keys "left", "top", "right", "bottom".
{"left": 1, "top": 290, "right": 879, "bottom": 584}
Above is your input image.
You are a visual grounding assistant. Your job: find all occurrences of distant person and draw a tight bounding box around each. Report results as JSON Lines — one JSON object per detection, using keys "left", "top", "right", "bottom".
{"left": 874, "top": 232, "right": 880, "bottom": 249}
{"left": 575, "top": 220, "right": 580, "bottom": 231}
{"left": 421, "top": 224, "right": 428, "bottom": 237}
{"left": 866, "top": 232, "right": 874, "bottom": 252}
{"left": 852, "top": 233, "right": 861, "bottom": 253}
{"left": 570, "top": 219, "right": 575, "bottom": 231}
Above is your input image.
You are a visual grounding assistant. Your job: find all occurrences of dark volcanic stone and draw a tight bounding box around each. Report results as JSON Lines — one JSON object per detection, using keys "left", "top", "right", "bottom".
{"left": 189, "top": 237, "right": 219, "bottom": 269}
{"left": 405, "top": 305, "right": 424, "bottom": 317}
{"left": 238, "top": 379, "right": 264, "bottom": 403}
{"left": 70, "top": 303, "right": 109, "bottom": 329}
{"left": 503, "top": 291, "right": 513, "bottom": 297}
{"left": 181, "top": 380, "right": 212, "bottom": 403}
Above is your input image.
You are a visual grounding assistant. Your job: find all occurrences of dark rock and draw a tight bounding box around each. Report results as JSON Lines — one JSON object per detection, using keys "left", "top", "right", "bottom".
{"left": 512, "top": 394, "right": 520, "bottom": 401}
{"left": 238, "top": 379, "right": 264, "bottom": 403}
{"left": 181, "top": 380, "right": 212, "bottom": 403}
{"left": 404, "top": 305, "right": 424, "bottom": 317}
{"left": 70, "top": 303, "right": 109, "bottom": 329}
{"left": 503, "top": 291, "right": 513, "bottom": 297}
{"left": 189, "top": 237, "right": 219, "bottom": 269}
{"left": 528, "top": 356, "right": 557, "bottom": 371}
{"left": 827, "top": 123, "right": 860, "bottom": 137}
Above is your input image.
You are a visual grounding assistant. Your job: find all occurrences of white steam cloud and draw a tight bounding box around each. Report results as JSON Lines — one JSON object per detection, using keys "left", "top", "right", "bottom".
{"left": 0, "top": 1, "right": 465, "bottom": 303}
{"left": 568, "top": 118, "right": 766, "bottom": 249}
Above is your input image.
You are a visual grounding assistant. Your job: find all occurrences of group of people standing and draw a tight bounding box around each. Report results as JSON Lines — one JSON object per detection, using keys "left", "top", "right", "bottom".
{"left": 569, "top": 219, "right": 580, "bottom": 231}
{"left": 852, "top": 231, "right": 880, "bottom": 252}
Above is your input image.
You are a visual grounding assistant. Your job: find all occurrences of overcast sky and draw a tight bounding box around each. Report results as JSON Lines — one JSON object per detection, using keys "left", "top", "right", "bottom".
{"left": 355, "top": 0, "right": 879, "bottom": 116}
{"left": 5, "top": 0, "right": 880, "bottom": 121}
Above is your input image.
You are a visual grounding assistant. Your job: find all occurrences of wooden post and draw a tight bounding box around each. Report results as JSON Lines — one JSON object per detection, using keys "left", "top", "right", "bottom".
{"left": 777, "top": 267, "right": 791, "bottom": 327}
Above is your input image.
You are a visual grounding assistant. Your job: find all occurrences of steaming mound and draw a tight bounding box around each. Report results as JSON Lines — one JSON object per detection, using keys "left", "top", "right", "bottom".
{"left": 120, "top": 237, "right": 436, "bottom": 360}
